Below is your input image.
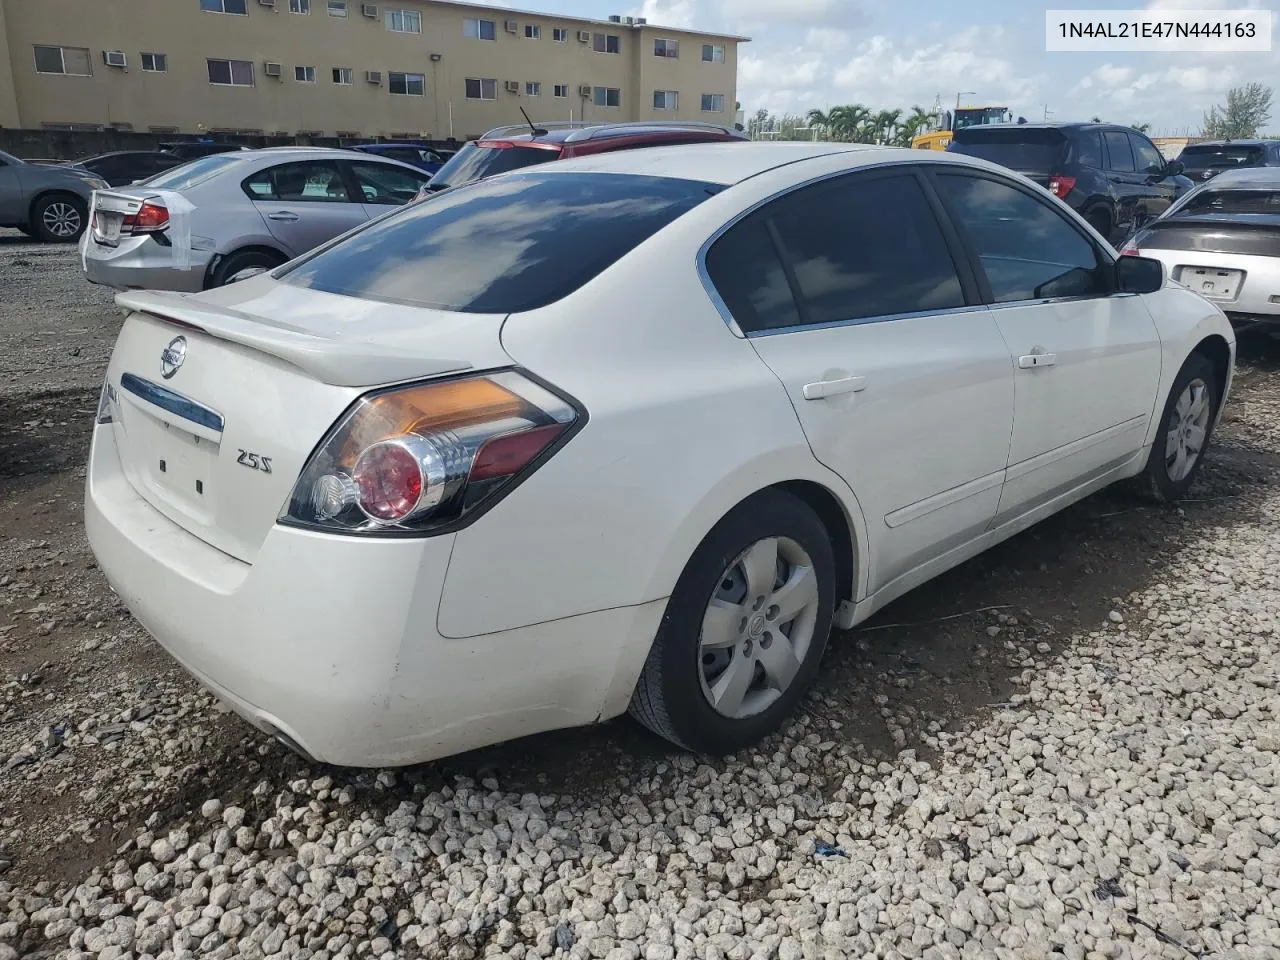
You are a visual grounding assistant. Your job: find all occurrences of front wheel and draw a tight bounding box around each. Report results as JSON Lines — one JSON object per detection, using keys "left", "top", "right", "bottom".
{"left": 32, "top": 194, "right": 87, "bottom": 243}
{"left": 629, "top": 490, "right": 836, "bottom": 755}
{"left": 1139, "top": 352, "right": 1219, "bottom": 502}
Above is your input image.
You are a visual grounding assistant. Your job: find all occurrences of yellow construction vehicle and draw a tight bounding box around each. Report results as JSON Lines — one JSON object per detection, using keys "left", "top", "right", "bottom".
{"left": 912, "top": 105, "right": 1014, "bottom": 151}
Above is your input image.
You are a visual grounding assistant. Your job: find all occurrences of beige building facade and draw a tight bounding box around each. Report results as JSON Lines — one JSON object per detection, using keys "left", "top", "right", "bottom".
{"left": 0, "top": 0, "right": 745, "bottom": 141}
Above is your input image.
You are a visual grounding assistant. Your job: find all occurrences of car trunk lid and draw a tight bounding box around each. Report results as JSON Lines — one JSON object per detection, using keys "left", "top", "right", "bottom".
{"left": 90, "top": 189, "right": 150, "bottom": 246}
{"left": 103, "top": 279, "right": 513, "bottom": 562}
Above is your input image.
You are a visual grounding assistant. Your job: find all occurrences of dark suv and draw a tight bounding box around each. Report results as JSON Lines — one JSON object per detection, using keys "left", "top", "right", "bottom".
{"left": 948, "top": 122, "right": 1192, "bottom": 242}
{"left": 420, "top": 120, "right": 747, "bottom": 195}
{"left": 1177, "top": 139, "right": 1280, "bottom": 182}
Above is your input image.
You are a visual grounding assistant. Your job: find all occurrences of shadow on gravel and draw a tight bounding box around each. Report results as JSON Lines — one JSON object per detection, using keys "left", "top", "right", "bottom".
{"left": 0, "top": 387, "right": 97, "bottom": 484}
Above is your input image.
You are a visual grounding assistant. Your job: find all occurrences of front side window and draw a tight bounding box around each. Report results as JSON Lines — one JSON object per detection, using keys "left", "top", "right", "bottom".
{"left": 653, "top": 90, "right": 678, "bottom": 111}
{"left": 242, "top": 160, "right": 351, "bottom": 202}
{"left": 702, "top": 43, "right": 725, "bottom": 62}
{"left": 654, "top": 38, "right": 679, "bottom": 58}
{"left": 1103, "top": 131, "right": 1135, "bottom": 172}
{"left": 701, "top": 93, "right": 724, "bottom": 113}
{"left": 711, "top": 173, "right": 965, "bottom": 332}
{"left": 140, "top": 52, "right": 168, "bottom": 72}
{"left": 282, "top": 172, "right": 715, "bottom": 312}
{"left": 464, "top": 18, "right": 496, "bottom": 40}
{"left": 295, "top": 65, "right": 316, "bottom": 82}
{"left": 389, "top": 72, "right": 425, "bottom": 96}
{"left": 34, "top": 45, "right": 92, "bottom": 76}
{"left": 934, "top": 173, "right": 1107, "bottom": 303}
{"left": 349, "top": 160, "right": 428, "bottom": 204}
{"left": 594, "top": 86, "right": 620, "bottom": 108}
{"left": 525, "top": 81, "right": 541, "bottom": 97}
{"left": 290, "top": 0, "right": 309, "bottom": 12}
{"left": 208, "top": 58, "right": 254, "bottom": 86}
{"left": 554, "top": 83, "right": 568, "bottom": 98}
{"left": 200, "top": 0, "right": 248, "bottom": 13}
{"left": 525, "top": 24, "right": 541, "bottom": 38}
{"left": 465, "top": 77, "right": 497, "bottom": 100}
{"left": 593, "top": 33, "right": 620, "bottom": 53}
{"left": 332, "top": 66, "right": 353, "bottom": 84}
{"left": 386, "top": 9, "right": 421, "bottom": 33}
{"left": 1130, "top": 134, "right": 1166, "bottom": 175}
{"left": 327, "top": 0, "right": 346, "bottom": 17}
{"left": 553, "top": 27, "right": 568, "bottom": 41}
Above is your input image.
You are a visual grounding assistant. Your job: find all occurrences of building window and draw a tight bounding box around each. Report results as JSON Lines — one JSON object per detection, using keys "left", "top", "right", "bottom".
{"left": 554, "top": 83, "right": 568, "bottom": 98}
{"left": 702, "top": 43, "right": 725, "bottom": 62}
{"left": 207, "top": 58, "right": 254, "bottom": 86}
{"left": 525, "top": 81, "right": 541, "bottom": 96}
{"left": 553, "top": 27, "right": 568, "bottom": 42}
{"left": 593, "top": 33, "right": 620, "bottom": 54}
{"left": 524, "top": 24, "right": 541, "bottom": 39}
{"left": 386, "top": 9, "right": 421, "bottom": 33}
{"left": 289, "top": 0, "right": 309, "bottom": 11}
{"left": 701, "top": 93, "right": 725, "bottom": 112}
{"left": 465, "top": 77, "right": 497, "bottom": 100}
{"left": 332, "top": 66, "right": 353, "bottom": 84}
{"left": 388, "top": 71, "right": 425, "bottom": 95}
{"left": 464, "top": 17, "right": 496, "bottom": 40}
{"left": 295, "top": 65, "right": 316, "bottom": 82}
{"left": 200, "top": 0, "right": 247, "bottom": 13}
{"left": 327, "top": 0, "right": 346, "bottom": 17}
{"left": 654, "top": 38, "right": 679, "bottom": 58}
{"left": 34, "top": 45, "right": 92, "bottom": 76}
{"left": 653, "top": 90, "right": 678, "bottom": 111}
{"left": 140, "top": 52, "right": 168, "bottom": 73}
{"left": 594, "top": 86, "right": 621, "bottom": 108}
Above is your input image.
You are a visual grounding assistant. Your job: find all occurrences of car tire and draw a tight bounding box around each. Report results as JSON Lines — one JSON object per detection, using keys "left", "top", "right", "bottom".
{"left": 629, "top": 489, "right": 836, "bottom": 755}
{"left": 1084, "top": 205, "right": 1112, "bottom": 241}
{"left": 31, "top": 193, "right": 87, "bottom": 243}
{"left": 210, "top": 249, "right": 285, "bottom": 288}
{"left": 1138, "top": 352, "right": 1219, "bottom": 503}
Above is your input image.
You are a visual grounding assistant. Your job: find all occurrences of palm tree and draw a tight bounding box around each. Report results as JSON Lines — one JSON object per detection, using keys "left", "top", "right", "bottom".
{"left": 805, "top": 108, "right": 834, "bottom": 139}
{"left": 873, "top": 108, "right": 902, "bottom": 145}
{"left": 828, "top": 104, "right": 871, "bottom": 142}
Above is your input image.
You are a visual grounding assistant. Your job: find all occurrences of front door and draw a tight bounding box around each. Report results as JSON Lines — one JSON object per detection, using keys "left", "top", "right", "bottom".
{"left": 929, "top": 169, "right": 1163, "bottom": 521}
{"left": 242, "top": 159, "right": 370, "bottom": 256}
{"left": 703, "top": 168, "right": 1015, "bottom": 595}
{"left": 1129, "top": 132, "right": 1179, "bottom": 226}
{"left": 0, "top": 158, "right": 24, "bottom": 224}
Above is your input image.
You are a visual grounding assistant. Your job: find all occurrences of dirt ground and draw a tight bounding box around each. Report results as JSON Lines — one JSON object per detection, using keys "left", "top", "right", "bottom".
{"left": 2, "top": 227, "right": 1277, "bottom": 898}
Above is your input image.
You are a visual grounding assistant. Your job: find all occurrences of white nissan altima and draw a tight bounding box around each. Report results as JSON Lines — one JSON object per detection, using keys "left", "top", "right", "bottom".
{"left": 85, "top": 143, "right": 1235, "bottom": 767}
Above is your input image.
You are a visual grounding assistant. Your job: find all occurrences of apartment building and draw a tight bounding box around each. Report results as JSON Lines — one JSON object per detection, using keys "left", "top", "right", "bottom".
{"left": 0, "top": 0, "right": 745, "bottom": 141}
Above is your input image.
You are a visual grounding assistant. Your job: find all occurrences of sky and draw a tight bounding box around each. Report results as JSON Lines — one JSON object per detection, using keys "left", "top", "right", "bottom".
{"left": 524, "top": 0, "right": 1279, "bottom": 135}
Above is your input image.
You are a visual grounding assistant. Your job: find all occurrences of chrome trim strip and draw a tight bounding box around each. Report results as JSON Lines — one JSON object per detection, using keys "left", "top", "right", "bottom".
{"left": 119, "top": 373, "right": 225, "bottom": 433}
{"left": 745, "top": 303, "right": 990, "bottom": 337}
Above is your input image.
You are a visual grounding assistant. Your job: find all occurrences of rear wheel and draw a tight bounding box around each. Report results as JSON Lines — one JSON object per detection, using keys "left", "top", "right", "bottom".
{"left": 629, "top": 490, "right": 836, "bottom": 754}
{"left": 1139, "top": 352, "right": 1218, "bottom": 502}
{"left": 210, "top": 249, "right": 285, "bottom": 288}
{"left": 31, "top": 193, "right": 87, "bottom": 243}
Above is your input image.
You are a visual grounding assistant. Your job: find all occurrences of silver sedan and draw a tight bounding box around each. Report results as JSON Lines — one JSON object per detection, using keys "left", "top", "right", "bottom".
{"left": 80, "top": 147, "right": 431, "bottom": 292}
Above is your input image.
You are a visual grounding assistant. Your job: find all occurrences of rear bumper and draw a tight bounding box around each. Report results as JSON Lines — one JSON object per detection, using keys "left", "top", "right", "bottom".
{"left": 1144, "top": 247, "right": 1280, "bottom": 318}
{"left": 84, "top": 422, "right": 663, "bottom": 766}
{"left": 80, "top": 233, "right": 211, "bottom": 293}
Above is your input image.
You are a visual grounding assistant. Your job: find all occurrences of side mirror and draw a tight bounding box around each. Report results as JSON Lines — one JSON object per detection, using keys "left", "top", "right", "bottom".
{"left": 1115, "top": 254, "right": 1163, "bottom": 294}
{"left": 1164, "top": 159, "right": 1185, "bottom": 177}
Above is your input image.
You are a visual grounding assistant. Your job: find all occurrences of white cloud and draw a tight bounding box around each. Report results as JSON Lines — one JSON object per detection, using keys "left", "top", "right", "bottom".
{"left": 721, "top": 0, "right": 843, "bottom": 20}
{"left": 630, "top": 0, "right": 697, "bottom": 28}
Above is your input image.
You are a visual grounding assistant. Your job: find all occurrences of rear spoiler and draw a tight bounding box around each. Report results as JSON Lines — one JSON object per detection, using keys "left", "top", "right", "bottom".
{"left": 115, "top": 289, "right": 473, "bottom": 388}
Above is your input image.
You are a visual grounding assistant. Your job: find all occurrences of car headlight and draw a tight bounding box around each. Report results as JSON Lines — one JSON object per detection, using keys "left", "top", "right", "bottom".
{"left": 81, "top": 177, "right": 109, "bottom": 190}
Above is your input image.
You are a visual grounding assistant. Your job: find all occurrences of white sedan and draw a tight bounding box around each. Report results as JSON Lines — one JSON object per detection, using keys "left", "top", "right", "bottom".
{"left": 85, "top": 143, "right": 1235, "bottom": 767}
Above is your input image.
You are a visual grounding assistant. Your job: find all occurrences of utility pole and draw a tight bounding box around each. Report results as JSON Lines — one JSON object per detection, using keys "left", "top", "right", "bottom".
{"left": 956, "top": 91, "right": 976, "bottom": 110}
{"left": 1043, "top": 104, "right": 1053, "bottom": 122}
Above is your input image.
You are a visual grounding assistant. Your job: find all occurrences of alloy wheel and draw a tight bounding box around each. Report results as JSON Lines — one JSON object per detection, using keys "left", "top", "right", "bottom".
{"left": 43, "top": 202, "right": 82, "bottom": 238}
{"left": 1166, "top": 377, "right": 1210, "bottom": 483}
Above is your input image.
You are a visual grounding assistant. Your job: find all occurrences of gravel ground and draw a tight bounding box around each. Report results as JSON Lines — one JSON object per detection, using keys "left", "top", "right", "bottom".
{"left": 4, "top": 228, "right": 1280, "bottom": 959}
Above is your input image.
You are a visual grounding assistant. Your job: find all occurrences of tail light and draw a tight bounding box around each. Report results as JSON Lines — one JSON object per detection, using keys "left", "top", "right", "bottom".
{"left": 1119, "top": 245, "right": 1141, "bottom": 256}
{"left": 1048, "top": 176, "right": 1076, "bottom": 199}
{"left": 122, "top": 201, "right": 170, "bottom": 234}
{"left": 281, "top": 370, "right": 581, "bottom": 535}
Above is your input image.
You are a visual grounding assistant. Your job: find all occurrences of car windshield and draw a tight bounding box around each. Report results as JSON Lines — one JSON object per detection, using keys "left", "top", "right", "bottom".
{"left": 948, "top": 129, "right": 1067, "bottom": 173}
{"left": 281, "top": 172, "right": 717, "bottom": 312}
{"left": 140, "top": 153, "right": 246, "bottom": 189}
{"left": 1178, "top": 187, "right": 1280, "bottom": 215}
{"left": 427, "top": 142, "right": 558, "bottom": 190}
{"left": 1179, "top": 145, "right": 1267, "bottom": 171}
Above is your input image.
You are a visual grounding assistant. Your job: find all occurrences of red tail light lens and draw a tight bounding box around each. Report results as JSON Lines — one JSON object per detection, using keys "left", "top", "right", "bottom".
{"left": 1047, "top": 177, "right": 1076, "bottom": 199}
{"left": 1120, "top": 246, "right": 1141, "bottom": 257}
{"left": 122, "top": 201, "right": 170, "bottom": 234}
{"left": 282, "top": 371, "right": 581, "bottom": 535}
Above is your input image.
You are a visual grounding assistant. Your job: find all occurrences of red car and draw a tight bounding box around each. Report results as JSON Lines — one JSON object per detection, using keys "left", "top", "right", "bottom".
{"left": 417, "top": 120, "right": 747, "bottom": 196}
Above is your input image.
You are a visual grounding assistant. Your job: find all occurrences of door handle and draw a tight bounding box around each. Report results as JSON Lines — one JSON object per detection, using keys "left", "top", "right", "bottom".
{"left": 267, "top": 211, "right": 299, "bottom": 221}
{"left": 802, "top": 376, "right": 866, "bottom": 400}
{"left": 1018, "top": 353, "right": 1057, "bottom": 369}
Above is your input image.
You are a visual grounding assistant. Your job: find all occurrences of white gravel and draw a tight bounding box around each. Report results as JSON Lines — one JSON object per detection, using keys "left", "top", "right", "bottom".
{"left": 4, "top": 233, "right": 1280, "bottom": 959}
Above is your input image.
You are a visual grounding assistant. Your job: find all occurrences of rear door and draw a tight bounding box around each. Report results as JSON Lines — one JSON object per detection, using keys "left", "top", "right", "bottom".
{"left": 705, "top": 167, "right": 1015, "bottom": 595}
{"left": 241, "top": 159, "right": 370, "bottom": 255}
{"left": 345, "top": 159, "right": 431, "bottom": 217}
{"left": 1101, "top": 129, "right": 1142, "bottom": 235}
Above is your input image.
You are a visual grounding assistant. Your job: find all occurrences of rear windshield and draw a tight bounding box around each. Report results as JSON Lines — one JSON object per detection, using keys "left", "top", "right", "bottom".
{"left": 1179, "top": 145, "right": 1267, "bottom": 171}
{"left": 428, "top": 142, "right": 558, "bottom": 189}
{"left": 1178, "top": 188, "right": 1280, "bottom": 215}
{"left": 141, "top": 153, "right": 246, "bottom": 189}
{"left": 949, "top": 129, "right": 1067, "bottom": 172}
{"left": 281, "top": 172, "right": 717, "bottom": 312}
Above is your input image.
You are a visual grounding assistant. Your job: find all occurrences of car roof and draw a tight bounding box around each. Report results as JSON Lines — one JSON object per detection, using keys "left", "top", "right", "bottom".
{"left": 83, "top": 150, "right": 170, "bottom": 160}
{"left": 478, "top": 121, "right": 745, "bottom": 146}
{"left": 523, "top": 141, "right": 1004, "bottom": 187}
{"left": 354, "top": 142, "right": 426, "bottom": 149}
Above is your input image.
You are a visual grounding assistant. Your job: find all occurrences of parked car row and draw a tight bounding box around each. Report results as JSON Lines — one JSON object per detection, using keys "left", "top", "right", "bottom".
{"left": 84, "top": 136, "right": 1235, "bottom": 767}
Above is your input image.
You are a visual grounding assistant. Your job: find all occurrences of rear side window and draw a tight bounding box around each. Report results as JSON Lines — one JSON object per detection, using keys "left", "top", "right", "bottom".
{"left": 706, "top": 173, "right": 965, "bottom": 333}
{"left": 949, "top": 129, "right": 1067, "bottom": 173}
{"left": 935, "top": 173, "right": 1107, "bottom": 303}
{"left": 1103, "top": 131, "right": 1135, "bottom": 172}
{"left": 429, "top": 143, "right": 559, "bottom": 188}
{"left": 282, "top": 172, "right": 715, "bottom": 312}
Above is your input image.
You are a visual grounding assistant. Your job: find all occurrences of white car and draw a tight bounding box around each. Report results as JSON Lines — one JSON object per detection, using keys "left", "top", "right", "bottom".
{"left": 85, "top": 143, "right": 1235, "bottom": 767}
